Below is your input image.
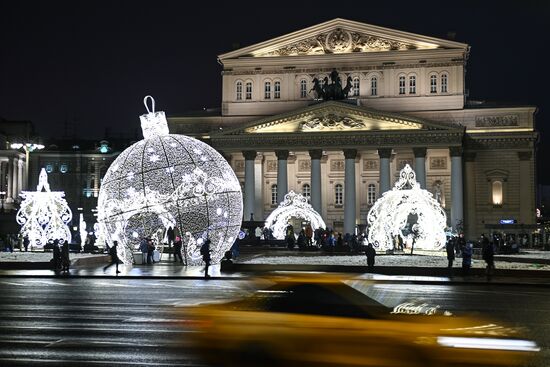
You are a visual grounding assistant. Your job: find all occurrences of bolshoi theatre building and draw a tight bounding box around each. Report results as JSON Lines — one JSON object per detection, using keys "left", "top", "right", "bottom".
{"left": 169, "top": 18, "right": 538, "bottom": 241}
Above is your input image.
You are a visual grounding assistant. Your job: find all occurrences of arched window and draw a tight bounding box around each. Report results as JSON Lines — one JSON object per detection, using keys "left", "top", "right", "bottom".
{"left": 300, "top": 79, "right": 307, "bottom": 98}
{"left": 367, "top": 184, "right": 376, "bottom": 205}
{"left": 371, "top": 76, "right": 377, "bottom": 96}
{"left": 353, "top": 77, "right": 360, "bottom": 96}
{"left": 302, "top": 183, "right": 311, "bottom": 202}
{"left": 430, "top": 75, "right": 437, "bottom": 93}
{"left": 236, "top": 81, "right": 242, "bottom": 100}
{"left": 409, "top": 75, "right": 416, "bottom": 94}
{"left": 335, "top": 184, "right": 343, "bottom": 205}
{"left": 441, "top": 73, "right": 448, "bottom": 93}
{"left": 398, "top": 75, "right": 406, "bottom": 95}
{"left": 492, "top": 181, "right": 503, "bottom": 205}
{"left": 271, "top": 184, "right": 278, "bottom": 205}
{"left": 264, "top": 81, "right": 271, "bottom": 99}
{"left": 245, "top": 82, "right": 252, "bottom": 100}
{"left": 274, "top": 81, "right": 281, "bottom": 99}
{"left": 45, "top": 164, "right": 53, "bottom": 173}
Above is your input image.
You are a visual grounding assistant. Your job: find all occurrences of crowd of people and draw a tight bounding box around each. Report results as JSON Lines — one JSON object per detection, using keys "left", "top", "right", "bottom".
{"left": 446, "top": 233, "right": 496, "bottom": 279}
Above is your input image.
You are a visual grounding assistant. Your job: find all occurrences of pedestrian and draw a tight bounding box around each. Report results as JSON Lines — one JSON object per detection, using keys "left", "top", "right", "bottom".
{"left": 52, "top": 239, "right": 61, "bottom": 273}
{"left": 23, "top": 235, "right": 30, "bottom": 252}
{"left": 481, "top": 234, "right": 495, "bottom": 280}
{"left": 61, "top": 241, "right": 70, "bottom": 273}
{"left": 305, "top": 224, "right": 313, "bottom": 247}
{"left": 166, "top": 226, "right": 175, "bottom": 259}
{"left": 462, "top": 242, "right": 472, "bottom": 276}
{"left": 365, "top": 243, "right": 376, "bottom": 271}
{"left": 103, "top": 241, "right": 121, "bottom": 274}
{"left": 446, "top": 237, "right": 456, "bottom": 268}
{"left": 456, "top": 232, "right": 466, "bottom": 257}
{"left": 255, "top": 226, "right": 262, "bottom": 246}
{"left": 139, "top": 237, "right": 148, "bottom": 264}
{"left": 173, "top": 235, "right": 183, "bottom": 263}
{"left": 147, "top": 238, "right": 156, "bottom": 264}
{"left": 220, "top": 250, "right": 234, "bottom": 272}
{"left": 200, "top": 239, "right": 211, "bottom": 278}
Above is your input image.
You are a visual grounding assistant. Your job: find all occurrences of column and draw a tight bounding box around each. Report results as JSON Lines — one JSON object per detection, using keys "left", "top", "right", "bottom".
{"left": 242, "top": 150, "right": 256, "bottom": 221}
{"left": 254, "top": 154, "right": 263, "bottom": 220}
{"left": 309, "top": 149, "right": 323, "bottom": 214}
{"left": 275, "top": 150, "right": 289, "bottom": 203}
{"left": 413, "top": 147, "right": 427, "bottom": 188}
{"left": 378, "top": 148, "right": 392, "bottom": 195}
{"left": 6, "top": 158, "right": 13, "bottom": 201}
{"left": 17, "top": 160, "right": 23, "bottom": 196}
{"left": 518, "top": 151, "right": 534, "bottom": 224}
{"left": 344, "top": 149, "right": 357, "bottom": 235}
{"left": 11, "top": 158, "right": 18, "bottom": 199}
{"left": 464, "top": 152, "right": 477, "bottom": 239}
{"left": 450, "top": 147, "right": 464, "bottom": 231}
{"left": 0, "top": 162, "right": 6, "bottom": 193}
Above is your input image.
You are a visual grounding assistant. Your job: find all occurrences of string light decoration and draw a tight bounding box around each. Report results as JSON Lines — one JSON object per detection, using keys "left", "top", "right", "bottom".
{"left": 96, "top": 96, "right": 242, "bottom": 265}
{"left": 367, "top": 164, "right": 447, "bottom": 251}
{"left": 265, "top": 190, "right": 326, "bottom": 239}
{"left": 16, "top": 168, "right": 73, "bottom": 248}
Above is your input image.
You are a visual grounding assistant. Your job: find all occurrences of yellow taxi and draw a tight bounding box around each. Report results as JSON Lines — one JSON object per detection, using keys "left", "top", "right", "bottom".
{"left": 181, "top": 273, "right": 539, "bottom": 367}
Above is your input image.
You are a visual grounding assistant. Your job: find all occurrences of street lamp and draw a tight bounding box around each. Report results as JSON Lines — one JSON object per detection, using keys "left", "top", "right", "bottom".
{"left": 10, "top": 142, "right": 45, "bottom": 190}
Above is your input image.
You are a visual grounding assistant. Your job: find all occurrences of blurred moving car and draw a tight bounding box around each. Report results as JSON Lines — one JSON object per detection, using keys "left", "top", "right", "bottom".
{"left": 181, "top": 273, "right": 539, "bottom": 367}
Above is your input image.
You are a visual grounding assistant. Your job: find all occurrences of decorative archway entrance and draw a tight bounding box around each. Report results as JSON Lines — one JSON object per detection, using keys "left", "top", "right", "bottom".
{"left": 265, "top": 191, "right": 326, "bottom": 240}
{"left": 367, "top": 164, "right": 447, "bottom": 251}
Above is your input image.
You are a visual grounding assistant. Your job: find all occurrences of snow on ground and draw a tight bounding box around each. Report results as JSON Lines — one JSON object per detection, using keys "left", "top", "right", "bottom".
{"left": 239, "top": 251, "right": 550, "bottom": 271}
{"left": 0, "top": 251, "right": 104, "bottom": 262}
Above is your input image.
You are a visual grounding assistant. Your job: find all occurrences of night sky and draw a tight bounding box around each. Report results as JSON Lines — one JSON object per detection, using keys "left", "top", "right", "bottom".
{"left": 1, "top": 1, "right": 549, "bottom": 182}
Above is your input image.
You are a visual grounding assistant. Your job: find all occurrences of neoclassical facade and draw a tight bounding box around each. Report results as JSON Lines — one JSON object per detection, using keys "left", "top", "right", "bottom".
{"left": 170, "top": 18, "right": 537, "bottom": 240}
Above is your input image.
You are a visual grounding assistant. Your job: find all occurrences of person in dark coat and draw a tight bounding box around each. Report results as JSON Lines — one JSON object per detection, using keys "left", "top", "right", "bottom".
{"left": 52, "top": 240, "right": 61, "bottom": 273}
{"left": 481, "top": 235, "right": 495, "bottom": 280}
{"left": 365, "top": 243, "right": 376, "bottom": 271}
{"left": 446, "top": 237, "right": 456, "bottom": 268}
{"left": 456, "top": 232, "right": 466, "bottom": 256}
{"left": 462, "top": 243, "right": 472, "bottom": 276}
{"left": 103, "top": 241, "right": 121, "bottom": 274}
{"left": 173, "top": 236, "right": 183, "bottom": 263}
{"left": 146, "top": 238, "right": 155, "bottom": 264}
{"left": 23, "top": 235, "right": 30, "bottom": 252}
{"left": 61, "top": 242, "right": 70, "bottom": 273}
{"left": 200, "top": 239, "right": 211, "bottom": 278}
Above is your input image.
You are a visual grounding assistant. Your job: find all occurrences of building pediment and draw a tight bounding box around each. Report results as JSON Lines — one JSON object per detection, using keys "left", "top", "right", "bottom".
{"left": 218, "top": 101, "right": 463, "bottom": 136}
{"left": 219, "top": 18, "right": 468, "bottom": 60}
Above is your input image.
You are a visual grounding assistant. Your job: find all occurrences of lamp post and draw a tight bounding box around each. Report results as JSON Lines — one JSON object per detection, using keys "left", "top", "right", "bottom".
{"left": 10, "top": 142, "right": 45, "bottom": 190}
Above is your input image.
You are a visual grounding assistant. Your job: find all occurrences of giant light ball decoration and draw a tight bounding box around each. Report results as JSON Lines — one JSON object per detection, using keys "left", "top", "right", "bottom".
{"left": 367, "top": 164, "right": 447, "bottom": 251}
{"left": 97, "top": 96, "right": 242, "bottom": 265}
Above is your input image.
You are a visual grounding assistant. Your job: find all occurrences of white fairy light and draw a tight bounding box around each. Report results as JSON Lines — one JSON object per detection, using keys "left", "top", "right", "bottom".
{"left": 16, "top": 168, "right": 73, "bottom": 248}
{"left": 97, "top": 96, "right": 242, "bottom": 265}
{"left": 367, "top": 164, "right": 447, "bottom": 251}
{"left": 265, "top": 190, "right": 326, "bottom": 240}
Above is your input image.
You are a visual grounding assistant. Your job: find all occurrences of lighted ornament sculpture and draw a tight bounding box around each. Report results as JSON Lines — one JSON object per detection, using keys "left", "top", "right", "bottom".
{"left": 367, "top": 164, "right": 447, "bottom": 251}
{"left": 97, "top": 96, "right": 242, "bottom": 265}
{"left": 16, "top": 168, "right": 73, "bottom": 248}
{"left": 265, "top": 190, "right": 326, "bottom": 240}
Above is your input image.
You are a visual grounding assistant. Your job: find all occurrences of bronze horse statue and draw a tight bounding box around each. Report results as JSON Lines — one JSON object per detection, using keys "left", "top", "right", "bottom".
{"left": 342, "top": 76, "right": 353, "bottom": 98}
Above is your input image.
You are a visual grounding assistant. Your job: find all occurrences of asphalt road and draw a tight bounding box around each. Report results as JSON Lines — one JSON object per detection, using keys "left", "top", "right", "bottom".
{"left": 0, "top": 277, "right": 548, "bottom": 366}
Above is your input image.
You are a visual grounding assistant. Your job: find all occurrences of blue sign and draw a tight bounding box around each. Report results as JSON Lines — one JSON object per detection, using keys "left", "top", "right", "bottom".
{"left": 499, "top": 219, "right": 516, "bottom": 224}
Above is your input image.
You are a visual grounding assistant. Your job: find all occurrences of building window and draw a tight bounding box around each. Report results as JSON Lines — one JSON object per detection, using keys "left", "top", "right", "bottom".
{"left": 398, "top": 76, "right": 406, "bottom": 95}
{"left": 353, "top": 77, "right": 360, "bottom": 96}
{"left": 236, "top": 81, "right": 242, "bottom": 100}
{"left": 409, "top": 75, "right": 416, "bottom": 94}
{"left": 430, "top": 75, "right": 437, "bottom": 93}
{"left": 335, "top": 184, "right": 343, "bottom": 205}
{"left": 302, "top": 183, "right": 311, "bottom": 202}
{"left": 371, "top": 76, "right": 377, "bottom": 96}
{"left": 271, "top": 184, "right": 278, "bottom": 205}
{"left": 60, "top": 164, "right": 68, "bottom": 173}
{"left": 245, "top": 82, "right": 252, "bottom": 100}
{"left": 492, "top": 180, "right": 503, "bottom": 205}
{"left": 441, "top": 73, "right": 448, "bottom": 93}
{"left": 274, "top": 81, "right": 281, "bottom": 99}
{"left": 367, "top": 184, "right": 376, "bottom": 205}
{"left": 300, "top": 79, "right": 307, "bottom": 98}
{"left": 264, "top": 81, "right": 271, "bottom": 99}
{"left": 45, "top": 164, "right": 53, "bottom": 173}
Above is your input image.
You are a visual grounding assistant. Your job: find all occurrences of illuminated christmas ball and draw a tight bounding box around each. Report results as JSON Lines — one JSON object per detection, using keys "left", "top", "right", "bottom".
{"left": 97, "top": 96, "right": 242, "bottom": 265}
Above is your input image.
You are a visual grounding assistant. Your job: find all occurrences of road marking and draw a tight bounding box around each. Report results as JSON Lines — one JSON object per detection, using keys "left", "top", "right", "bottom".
{"left": 0, "top": 281, "right": 25, "bottom": 286}
{"left": 0, "top": 358, "right": 194, "bottom": 366}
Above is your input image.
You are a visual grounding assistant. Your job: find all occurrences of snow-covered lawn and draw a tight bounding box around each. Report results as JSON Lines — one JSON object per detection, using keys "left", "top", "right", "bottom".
{"left": 239, "top": 252, "right": 550, "bottom": 271}
{"left": 0, "top": 251, "right": 104, "bottom": 262}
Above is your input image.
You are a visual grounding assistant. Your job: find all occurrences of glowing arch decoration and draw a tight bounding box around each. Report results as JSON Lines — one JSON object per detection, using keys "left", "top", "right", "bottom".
{"left": 16, "top": 168, "right": 73, "bottom": 248}
{"left": 96, "top": 96, "right": 243, "bottom": 265}
{"left": 265, "top": 190, "right": 326, "bottom": 240}
{"left": 367, "top": 164, "right": 447, "bottom": 251}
